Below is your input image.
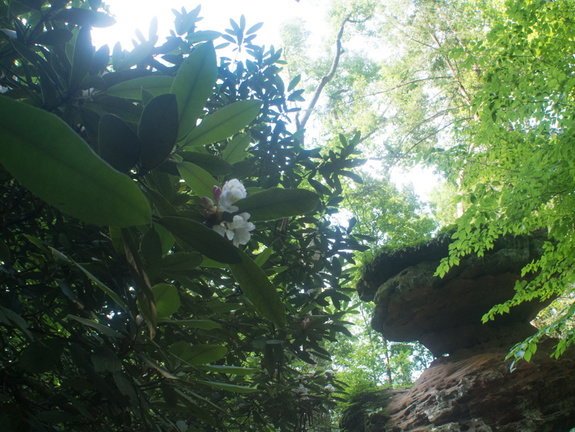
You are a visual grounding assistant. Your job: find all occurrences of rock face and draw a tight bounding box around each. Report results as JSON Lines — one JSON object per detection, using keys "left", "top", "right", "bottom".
{"left": 341, "top": 341, "right": 575, "bottom": 432}
{"left": 343, "top": 232, "right": 575, "bottom": 431}
{"left": 360, "top": 232, "right": 547, "bottom": 356}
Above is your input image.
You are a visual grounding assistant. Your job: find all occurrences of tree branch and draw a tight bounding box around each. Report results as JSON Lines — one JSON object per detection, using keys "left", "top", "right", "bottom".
{"left": 296, "top": 16, "right": 351, "bottom": 134}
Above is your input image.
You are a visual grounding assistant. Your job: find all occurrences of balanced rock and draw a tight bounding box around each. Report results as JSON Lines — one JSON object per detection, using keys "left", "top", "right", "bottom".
{"left": 342, "top": 231, "right": 575, "bottom": 431}
{"left": 358, "top": 232, "right": 547, "bottom": 356}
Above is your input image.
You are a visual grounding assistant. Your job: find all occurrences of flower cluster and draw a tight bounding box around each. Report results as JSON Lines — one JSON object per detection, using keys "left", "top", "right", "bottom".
{"left": 203, "top": 179, "right": 255, "bottom": 247}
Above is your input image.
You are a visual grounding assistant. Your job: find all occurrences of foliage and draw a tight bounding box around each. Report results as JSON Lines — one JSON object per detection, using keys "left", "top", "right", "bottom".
{"left": 434, "top": 0, "right": 575, "bottom": 360}
{"left": 282, "top": 0, "right": 575, "bottom": 365}
{"left": 0, "top": 2, "right": 368, "bottom": 430}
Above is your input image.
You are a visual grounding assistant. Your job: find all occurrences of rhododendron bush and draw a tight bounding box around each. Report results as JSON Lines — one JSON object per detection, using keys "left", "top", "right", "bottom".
{"left": 0, "top": 2, "right": 367, "bottom": 431}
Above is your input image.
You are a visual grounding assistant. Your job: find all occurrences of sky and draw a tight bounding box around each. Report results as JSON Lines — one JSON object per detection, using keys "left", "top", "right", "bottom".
{"left": 92, "top": 0, "right": 324, "bottom": 49}
{"left": 92, "top": 0, "right": 439, "bottom": 201}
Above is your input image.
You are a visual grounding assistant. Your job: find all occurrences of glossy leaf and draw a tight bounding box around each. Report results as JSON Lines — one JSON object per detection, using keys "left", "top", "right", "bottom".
{"left": 116, "top": 41, "right": 155, "bottom": 71}
{"left": 187, "top": 30, "right": 222, "bottom": 43}
{"left": 67, "top": 315, "right": 122, "bottom": 339}
{"left": 152, "top": 284, "right": 181, "bottom": 319}
{"left": 178, "top": 161, "right": 218, "bottom": 198}
{"left": 19, "top": 341, "right": 62, "bottom": 373}
{"left": 159, "top": 319, "right": 221, "bottom": 330}
{"left": 158, "top": 217, "right": 242, "bottom": 264}
{"left": 138, "top": 93, "right": 179, "bottom": 171}
{"left": 98, "top": 113, "right": 141, "bottom": 172}
{"left": 221, "top": 133, "right": 251, "bottom": 164}
{"left": 106, "top": 75, "right": 173, "bottom": 99}
{"left": 35, "top": 29, "right": 73, "bottom": 46}
{"left": 236, "top": 188, "right": 320, "bottom": 222}
{"left": 184, "top": 100, "right": 262, "bottom": 147}
{"left": 70, "top": 26, "right": 93, "bottom": 89}
{"left": 161, "top": 252, "right": 203, "bottom": 272}
{"left": 195, "top": 380, "right": 259, "bottom": 393}
{"left": 170, "top": 341, "right": 227, "bottom": 366}
{"left": 0, "top": 96, "right": 151, "bottom": 227}
{"left": 90, "top": 44, "right": 110, "bottom": 75}
{"left": 62, "top": 254, "right": 128, "bottom": 311}
{"left": 229, "top": 248, "right": 286, "bottom": 325}
{"left": 55, "top": 8, "right": 116, "bottom": 27}
{"left": 199, "top": 365, "right": 258, "bottom": 375}
{"left": 181, "top": 152, "right": 233, "bottom": 175}
{"left": 171, "top": 42, "right": 217, "bottom": 140}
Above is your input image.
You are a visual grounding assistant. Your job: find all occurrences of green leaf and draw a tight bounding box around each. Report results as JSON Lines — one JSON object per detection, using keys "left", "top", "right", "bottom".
{"left": 55, "top": 8, "right": 116, "bottom": 27}
{"left": 67, "top": 315, "right": 122, "bottom": 338}
{"left": 170, "top": 341, "right": 227, "bottom": 365}
{"left": 159, "top": 319, "right": 221, "bottom": 330}
{"left": 181, "top": 152, "right": 233, "bottom": 175}
{"left": 229, "top": 248, "right": 286, "bottom": 325}
{"left": 236, "top": 188, "right": 320, "bottom": 222}
{"left": 0, "top": 305, "right": 32, "bottom": 338}
{"left": 221, "top": 133, "right": 251, "bottom": 164}
{"left": 138, "top": 93, "right": 179, "bottom": 171}
{"left": 161, "top": 252, "right": 203, "bottom": 272}
{"left": 19, "top": 341, "right": 62, "bottom": 373}
{"left": 0, "top": 96, "right": 151, "bottom": 227}
{"left": 140, "top": 227, "right": 162, "bottom": 279}
{"left": 178, "top": 161, "right": 218, "bottom": 197}
{"left": 287, "top": 74, "right": 301, "bottom": 92}
{"left": 70, "top": 258, "right": 128, "bottom": 311}
{"left": 199, "top": 365, "right": 258, "bottom": 375}
{"left": 106, "top": 76, "right": 174, "bottom": 99}
{"left": 152, "top": 283, "right": 181, "bottom": 319}
{"left": 184, "top": 100, "right": 262, "bottom": 147}
{"left": 246, "top": 22, "right": 264, "bottom": 35}
{"left": 91, "top": 347, "right": 122, "bottom": 373}
{"left": 116, "top": 41, "right": 155, "bottom": 71}
{"left": 195, "top": 380, "right": 259, "bottom": 393}
{"left": 90, "top": 44, "right": 110, "bottom": 75}
{"left": 35, "top": 29, "right": 73, "bottom": 46}
{"left": 171, "top": 42, "right": 218, "bottom": 140}
{"left": 97, "top": 114, "right": 141, "bottom": 172}
{"left": 187, "top": 30, "right": 222, "bottom": 43}
{"left": 70, "top": 26, "right": 93, "bottom": 89}
{"left": 158, "top": 216, "right": 242, "bottom": 264}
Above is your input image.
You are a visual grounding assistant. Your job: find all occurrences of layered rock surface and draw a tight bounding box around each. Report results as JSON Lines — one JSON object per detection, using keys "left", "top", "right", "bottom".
{"left": 341, "top": 341, "right": 575, "bottom": 432}
{"left": 343, "top": 232, "right": 575, "bottom": 431}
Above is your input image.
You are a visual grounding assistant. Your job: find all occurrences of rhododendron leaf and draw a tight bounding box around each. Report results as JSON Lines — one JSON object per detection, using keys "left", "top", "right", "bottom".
{"left": 97, "top": 113, "right": 140, "bottom": 172}
{"left": 138, "top": 93, "right": 179, "bottom": 171}
{"left": 171, "top": 42, "right": 217, "bottom": 140}
{"left": 229, "top": 248, "right": 286, "bottom": 325}
{"left": 178, "top": 161, "right": 219, "bottom": 198}
{"left": 158, "top": 217, "right": 241, "bottom": 264}
{"left": 170, "top": 341, "right": 227, "bottom": 366}
{"left": 107, "top": 76, "right": 173, "bottom": 99}
{"left": 236, "top": 188, "right": 320, "bottom": 222}
{"left": 0, "top": 96, "right": 151, "bottom": 227}
{"left": 152, "top": 284, "right": 181, "bottom": 319}
{"left": 184, "top": 100, "right": 262, "bottom": 147}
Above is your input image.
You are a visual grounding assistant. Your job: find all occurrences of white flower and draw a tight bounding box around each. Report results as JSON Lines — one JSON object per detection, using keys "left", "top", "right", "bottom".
{"left": 213, "top": 212, "right": 255, "bottom": 247}
{"left": 218, "top": 179, "right": 247, "bottom": 213}
{"left": 292, "top": 384, "right": 309, "bottom": 397}
{"left": 228, "top": 212, "right": 255, "bottom": 246}
{"left": 324, "top": 384, "right": 335, "bottom": 393}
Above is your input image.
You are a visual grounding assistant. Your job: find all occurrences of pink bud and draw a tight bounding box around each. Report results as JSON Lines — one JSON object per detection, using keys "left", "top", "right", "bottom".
{"left": 202, "top": 197, "right": 214, "bottom": 208}
{"left": 213, "top": 185, "right": 222, "bottom": 202}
